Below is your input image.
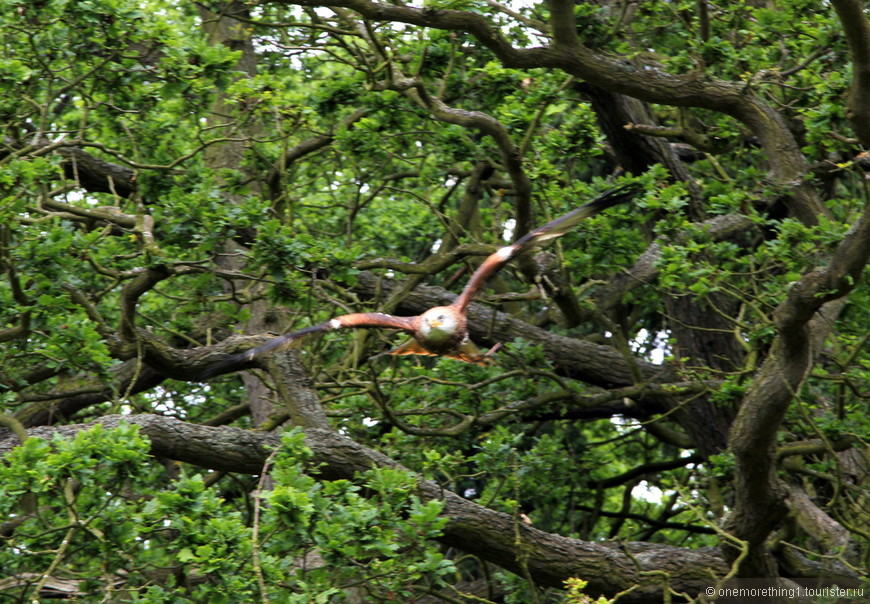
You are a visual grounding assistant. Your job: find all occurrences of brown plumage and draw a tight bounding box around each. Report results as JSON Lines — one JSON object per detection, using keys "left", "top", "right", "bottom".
{"left": 202, "top": 182, "right": 640, "bottom": 377}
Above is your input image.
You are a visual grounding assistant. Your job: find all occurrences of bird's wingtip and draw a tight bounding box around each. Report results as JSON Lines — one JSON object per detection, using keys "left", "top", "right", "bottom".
{"left": 585, "top": 181, "right": 643, "bottom": 212}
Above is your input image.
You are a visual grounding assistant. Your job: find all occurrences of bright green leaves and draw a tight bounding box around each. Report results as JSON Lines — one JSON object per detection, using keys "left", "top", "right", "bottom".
{"left": 42, "top": 318, "right": 114, "bottom": 370}
{"left": 263, "top": 431, "right": 455, "bottom": 600}
{"left": 333, "top": 114, "right": 393, "bottom": 161}
{"left": 632, "top": 0, "right": 840, "bottom": 80}
{"left": 224, "top": 74, "right": 316, "bottom": 126}
{"left": 565, "top": 577, "right": 610, "bottom": 604}
{"left": 267, "top": 430, "right": 319, "bottom": 526}
{"left": 0, "top": 156, "right": 62, "bottom": 213}
{"left": 1, "top": 0, "right": 867, "bottom": 597}
{"left": 251, "top": 219, "right": 361, "bottom": 301}
{"left": 0, "top": 424, "right": 153, "bottom": 600}
{"left": 468, "top": 425, "right": 585, "bottom": 522}
{"left": 161, "top": 189, "right": 269, "bottom": 254}
{"left": 0, "top": 423, "right": 149, "bottom": 502}
{"left": 0, "top": 425, "right": 455, "bottom": 602}
{"left": 654, "top": 188, "right": 852, "bottom": 339}
{"left": 140, "top": 474, "right": 255, "bottom": 588}
{"left": 1, "top": 0, "right": 237, "bottom": 165}
{"left": 0, "top": 57, "right": 33, "bottom": 88}
{"left": 12, "top": 217, "right": 77, "bottom": 279}
{"left": 572, "top": 3, "right": 613, "bottom": 48}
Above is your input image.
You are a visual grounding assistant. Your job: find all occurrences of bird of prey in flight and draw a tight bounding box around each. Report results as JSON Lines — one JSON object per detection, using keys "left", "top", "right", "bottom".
{"left": 204, "top": 182, "right": 640, "bottom": 376}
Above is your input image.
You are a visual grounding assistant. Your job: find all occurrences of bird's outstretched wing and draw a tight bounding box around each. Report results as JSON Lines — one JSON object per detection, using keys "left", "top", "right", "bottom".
{"left": 200, "top": 313, "right": 418, "bottom": 378}
{"left": 452, "top": 182, "right": 641, "bottom": 313}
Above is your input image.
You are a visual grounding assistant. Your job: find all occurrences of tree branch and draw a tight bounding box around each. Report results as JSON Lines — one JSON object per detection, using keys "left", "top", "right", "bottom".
{"left": 119, "top": 266, "right": 171, "bottom": 343}
{"left": 597, "top": 454, "right": 703, "bottom": 489}
{"left": 266, "top": 107, "right": 369, "bottom": 196}
{"left": 1, "top": 139, "right": 138, "bottom": 198}
{"left": 277, "top": 0, "right": 825, "bottom": 225}
{"left": 727, "top": 201, "right": 870, "bottom": 575}
{"left": 547, "top": 0, "right": 579, "bottom": 48}
{"left": 831, "top": 0, "right": 870, "bottom": 146}
{"left": 14, "top": 363, "right": 166, "bottom": 427}
{"left": 593, "top": 213, "right": 755, "bottom": 311}
{"left": 0, "top": 414, "right": 728, "bottom": 600}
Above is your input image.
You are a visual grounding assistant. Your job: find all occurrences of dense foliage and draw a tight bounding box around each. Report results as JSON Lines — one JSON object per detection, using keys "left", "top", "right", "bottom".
{"left": 1, "top": 0, "right": 869, "bottom": 601}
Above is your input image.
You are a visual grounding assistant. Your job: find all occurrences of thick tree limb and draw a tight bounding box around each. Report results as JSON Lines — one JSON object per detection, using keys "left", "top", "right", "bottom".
{"left": 727, "top": 204, "right": 870, "bottom": 576}
{"left": 119, "top": 266, "right": 171, "bottom": 342}
{"left": 1, "top": 139, "right": 138, "bottom": 198}
{"left": 547, "top": 0, "right": 579, "bottom": 49}
{"left": 55, "top": 146, "right": 138, "bottom": 197}
{"left": 576, "top": 83, "right": 704, "bottom": 214}
{"left": 14, "top": 363, "right": 165, "bottom": 428}
{"left": 832, "top": 0, "right": 870, "bottom": 146}
{"left": 0, "top": 414, "right": 728, "bottom": 601}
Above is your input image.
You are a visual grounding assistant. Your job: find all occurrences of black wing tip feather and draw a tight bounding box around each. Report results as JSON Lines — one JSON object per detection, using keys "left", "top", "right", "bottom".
{"left": 582, "top": 181, "right": 643, "bottom": 213}
{"left": 197, "top": 323, "right": 330, "bottom": 380}
{"left": 511, "top": 181, "right": 641, "bottom": 249}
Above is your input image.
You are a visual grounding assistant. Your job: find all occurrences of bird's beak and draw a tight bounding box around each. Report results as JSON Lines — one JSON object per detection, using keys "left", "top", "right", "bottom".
{"left": 429, "top": 319, "right": 442, "bottom": 327}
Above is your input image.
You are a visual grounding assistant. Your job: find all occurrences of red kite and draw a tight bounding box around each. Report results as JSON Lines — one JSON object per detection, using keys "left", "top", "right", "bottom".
{"left": 205, "top": 182, "right": 640, "bottom": 376}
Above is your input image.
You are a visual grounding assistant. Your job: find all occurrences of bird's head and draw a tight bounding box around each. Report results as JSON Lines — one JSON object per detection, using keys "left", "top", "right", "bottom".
{"left": 419, "top": 306, "right": 460, "bottom": 342}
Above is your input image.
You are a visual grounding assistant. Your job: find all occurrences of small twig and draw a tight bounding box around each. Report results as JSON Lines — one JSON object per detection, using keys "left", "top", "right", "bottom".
{"left": 252, "top": 446, "right": 282, "bottom": 604}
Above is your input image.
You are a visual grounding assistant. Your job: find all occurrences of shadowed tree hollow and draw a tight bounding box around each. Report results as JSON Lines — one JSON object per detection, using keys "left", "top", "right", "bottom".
{"left": 1, "top": 0, "right": 868, "bottom": 602}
